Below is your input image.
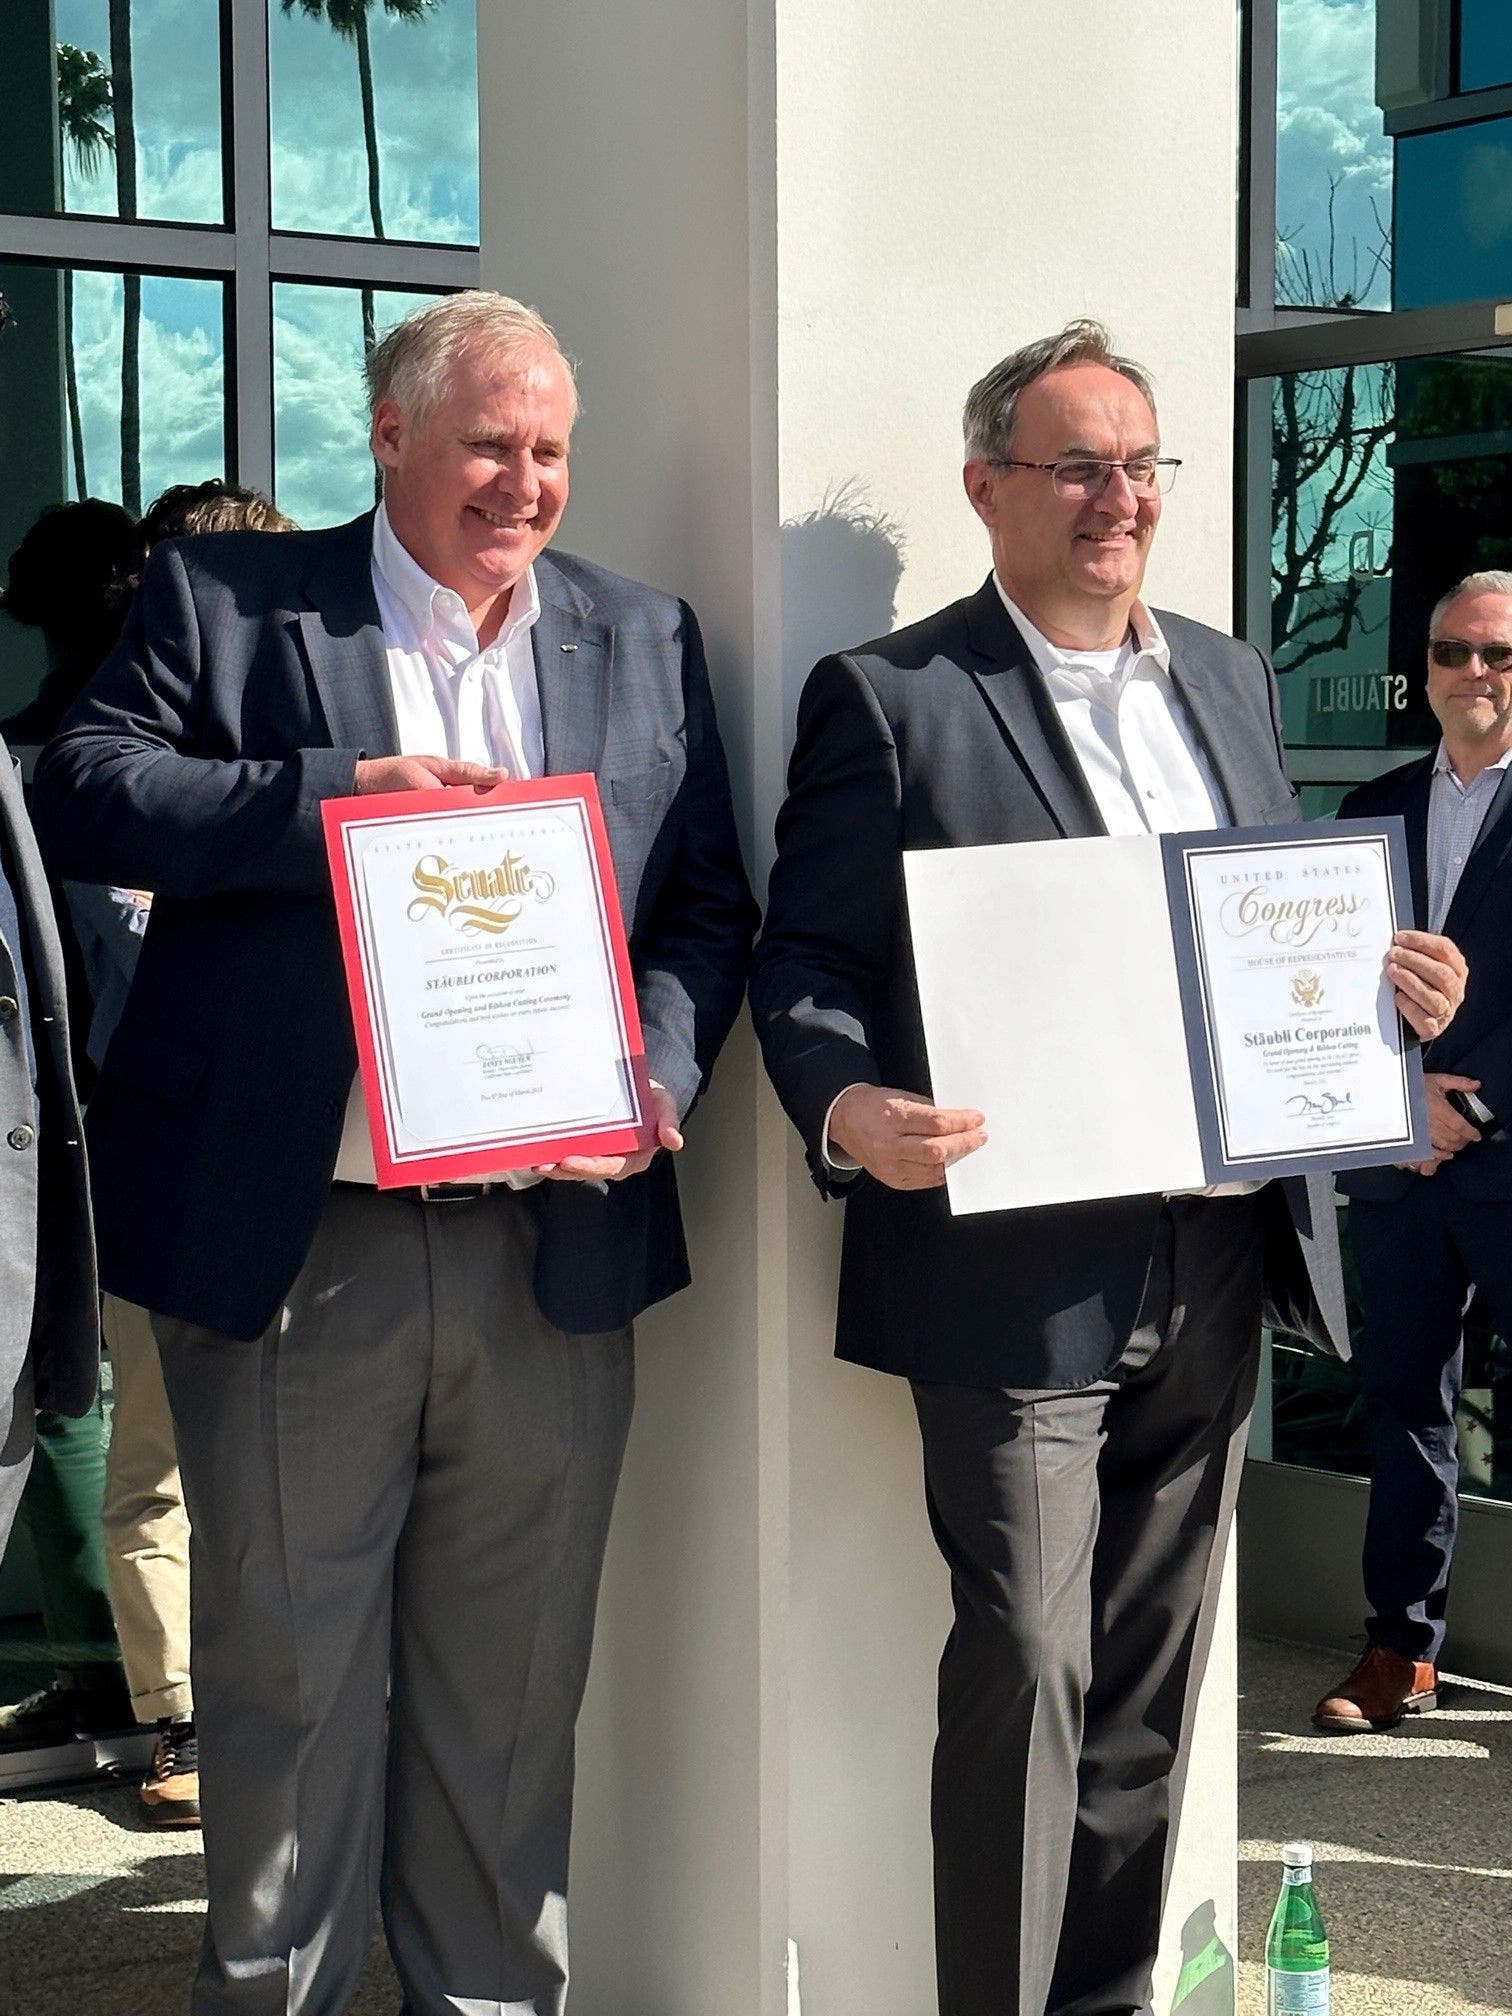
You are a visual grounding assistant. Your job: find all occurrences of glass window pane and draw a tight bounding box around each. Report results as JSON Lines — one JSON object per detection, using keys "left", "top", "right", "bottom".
{"left": 0, "top": 261, "right": 226, "bottom": 715}
{"left": 0, "top": 0, "right": 225, "bottom": 223}
{"left": 1271, "top": 1227, "right": 1512, "bottom": 1505}
{"left": 273, "top": 283, "right": 444, "bottom": 529}
{"left": 1276, "top": 0, "right": 1393, "bottom": 310}
{"left": 1268, "top": 350, "right": 1512, "bottom": 753}
{"left": 1394, "top": 115, "right": 1512, "bottom": 309}
{"left": 1461, "top": 0, "right": 1512, "bottom": 94}
{"left": 269, "top": 0, "right": 478, "bottom": 245}
{"left": 1259, "top": 348, "right": 1512, "bottom": 1494}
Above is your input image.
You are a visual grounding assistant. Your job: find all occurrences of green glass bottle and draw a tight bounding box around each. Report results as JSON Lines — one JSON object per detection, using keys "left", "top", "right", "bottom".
{"left": 1265, "top": 1841, "right": 1330, "bottom": 2015}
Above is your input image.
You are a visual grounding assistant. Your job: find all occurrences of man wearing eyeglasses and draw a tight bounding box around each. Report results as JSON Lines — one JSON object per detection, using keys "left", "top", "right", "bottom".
{"left": 1313, "top": 572, "right": 1512, "bottom": 1737}
{"left": 750, "top": 320, "right": 1468, "bottom": 2016}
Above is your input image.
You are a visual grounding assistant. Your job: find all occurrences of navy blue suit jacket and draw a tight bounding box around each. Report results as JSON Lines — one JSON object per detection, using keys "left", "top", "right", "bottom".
{"left": 751, "top": 579, "right": 1348, "bottom": 1389}
{"left": 33, "top": 514, "right": 757, "bottom": 1340}
{"left": 1338, "top": 752, "right": 1512, "bottom": 1205}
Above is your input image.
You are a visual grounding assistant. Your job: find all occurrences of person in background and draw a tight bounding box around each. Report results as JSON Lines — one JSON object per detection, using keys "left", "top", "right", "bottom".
{"left": 140, "top": 480, "right": 297, "bottom": 546}
{"left": 0, "top": 500, "right": 144, "bottom": 781}
{"left": 87, "top": 479, "right": 298, "bottom": 1825}
{"left": 1315, "top": 571, "right": 1512, "bottom": 1732}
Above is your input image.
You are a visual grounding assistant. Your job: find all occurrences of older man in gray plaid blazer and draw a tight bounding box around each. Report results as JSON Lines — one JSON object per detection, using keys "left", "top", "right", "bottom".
{"left": 35, "top": 293, "right": 756, "bottom": 2016}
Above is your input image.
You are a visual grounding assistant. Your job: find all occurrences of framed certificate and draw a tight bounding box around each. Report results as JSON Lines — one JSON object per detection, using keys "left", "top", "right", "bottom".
{"left": 322, "top": 776, "right": 655, "bottom": 1187}
{"left": 902, "top": 818, "right": 1429, "bottom": 1215}
{"left": 1165, "top": 820, "right": 1428, "bottom": 1183}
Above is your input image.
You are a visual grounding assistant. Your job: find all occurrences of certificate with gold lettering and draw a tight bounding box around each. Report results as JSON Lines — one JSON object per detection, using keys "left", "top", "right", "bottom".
{"left": 322, "top": 776, "right": 655, "bottom": 1186}
{"left": 903, "top": 818, "right": 1429, "bottom": 1215}
{"left": 1164, "top": 820, "right": 1427, "bottom": 1180}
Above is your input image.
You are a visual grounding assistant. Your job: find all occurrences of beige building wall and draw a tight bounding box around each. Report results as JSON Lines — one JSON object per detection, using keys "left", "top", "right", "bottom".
{"left": 480, "top": 3, "right": 1240, "bottom": 2010}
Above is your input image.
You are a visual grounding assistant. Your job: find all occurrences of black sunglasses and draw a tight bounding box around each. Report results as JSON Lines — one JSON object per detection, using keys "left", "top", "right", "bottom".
{"left": 1429, "top": 639, "right": 1512, "bottom": 671}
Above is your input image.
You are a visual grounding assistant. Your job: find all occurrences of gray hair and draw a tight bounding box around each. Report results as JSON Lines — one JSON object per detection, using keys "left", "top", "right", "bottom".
{"left": 1430, "top": 570, "right": 1512, "bottom": 633}
{"left": 365, "top": 290, "right": 579, "bottom": 428}
{"left": 963, "top": 319, "right": 1157, "bottom": 463}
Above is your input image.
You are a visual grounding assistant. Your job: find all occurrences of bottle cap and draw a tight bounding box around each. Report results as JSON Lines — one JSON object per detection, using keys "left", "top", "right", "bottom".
{"left": 1282, "top": 1841, "right": 1312, "bottom": 1867}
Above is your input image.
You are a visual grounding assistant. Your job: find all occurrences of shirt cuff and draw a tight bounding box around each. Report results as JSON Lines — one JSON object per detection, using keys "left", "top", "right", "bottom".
{"left": 821, "top": 1085, "right": 866, "bottom": 1176}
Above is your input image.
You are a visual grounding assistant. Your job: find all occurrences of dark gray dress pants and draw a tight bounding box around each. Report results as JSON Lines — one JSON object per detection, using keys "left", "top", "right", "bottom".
{"left": 155, "top": 1185, "right": 634, "bottom": 2016}
{"left": 911, "top": 1193, "right": 1266, "bottom": 2016}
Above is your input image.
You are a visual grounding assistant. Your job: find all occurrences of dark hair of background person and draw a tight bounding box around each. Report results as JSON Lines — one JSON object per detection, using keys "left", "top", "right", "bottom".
{"left": 140, "top": 480, "right": 298, "bottom": 547}
{"left": 0, "top": 499, "right": 146, "bottom": 745}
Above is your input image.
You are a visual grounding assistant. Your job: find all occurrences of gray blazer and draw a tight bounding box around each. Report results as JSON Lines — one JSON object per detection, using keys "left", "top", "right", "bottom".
{"left": 751, "top": 576, "right": 1349, "bottom": 1388}
{"left": 0, "top": 737, "right": 98, "bottom": 1417}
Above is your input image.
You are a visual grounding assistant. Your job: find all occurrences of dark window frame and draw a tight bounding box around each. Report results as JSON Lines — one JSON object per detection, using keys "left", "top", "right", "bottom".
{"left": 0, "top": 0, "right": 480, "bottom": 493}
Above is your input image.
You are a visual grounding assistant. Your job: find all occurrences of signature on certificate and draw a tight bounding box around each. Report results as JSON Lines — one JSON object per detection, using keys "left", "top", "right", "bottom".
{"left": 1286, "top": 1088, "right": 1355, "bottom": 1118}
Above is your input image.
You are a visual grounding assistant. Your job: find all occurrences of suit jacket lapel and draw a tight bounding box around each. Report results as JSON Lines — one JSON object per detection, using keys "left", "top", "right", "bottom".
{"left": 1443, "top": 760, "right": 1512, "bottom": 939}
{"left": 962, "top": 579, "right": 1102, "bottom": 839}
{"left": 0, "top": 746, "right": 67, "bottom": 1020}
{"left": 296, "top": 513, "right": 399, "bottom": 759}
{"left": 1163, "top": 641, "right": 1256, "bottom": 826}
{"left": 535, "top": 558, "right": 614, "bottom": 778}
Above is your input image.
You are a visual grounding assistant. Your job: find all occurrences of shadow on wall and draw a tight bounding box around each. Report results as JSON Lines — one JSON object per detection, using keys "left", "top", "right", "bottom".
{"left": 780, "top": 481, "right": 905, "bottom": 735}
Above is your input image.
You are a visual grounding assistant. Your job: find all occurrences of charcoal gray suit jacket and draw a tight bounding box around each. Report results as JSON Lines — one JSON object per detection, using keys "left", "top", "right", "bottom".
{"left": 33, "top": 513, "right": 757, "bottom": 1342}
{"left": 0, "top": 737, "right": 97, "bottom": 1418}
{"left": 750, "top": 576, "right": 1349, "bottom": 1388}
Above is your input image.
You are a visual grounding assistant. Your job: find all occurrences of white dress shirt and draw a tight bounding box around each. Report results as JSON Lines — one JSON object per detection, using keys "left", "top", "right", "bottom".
{"left": 332, "top": 507, "right": 545, "bottom": 1185}
{"left": 1426, "top": 739, "right": 1512, "bottom": 932}
{"left": 993, "top": 579, "right": 1228, "bottom": 836}
{"left": 823, "top": 581, "right": 1250, "bottom": 1196}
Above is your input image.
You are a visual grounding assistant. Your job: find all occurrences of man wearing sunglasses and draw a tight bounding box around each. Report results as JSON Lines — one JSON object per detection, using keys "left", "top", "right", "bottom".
{"left": 1315, "top": 572, "right": 1512, "bottom": 1735}
{"left": 751, "top": 319, "right": 1468, "bottom": 2016}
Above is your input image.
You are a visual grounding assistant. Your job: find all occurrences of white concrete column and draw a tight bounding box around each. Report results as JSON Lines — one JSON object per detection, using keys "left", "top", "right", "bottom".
{"left": 480, "top": 5, "right": 1240, "bottom": 2011}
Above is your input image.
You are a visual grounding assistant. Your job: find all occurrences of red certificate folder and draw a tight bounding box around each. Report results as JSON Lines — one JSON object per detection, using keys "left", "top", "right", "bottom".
{"left": 322, "top": 775, "right": 656, "bottom": 1187}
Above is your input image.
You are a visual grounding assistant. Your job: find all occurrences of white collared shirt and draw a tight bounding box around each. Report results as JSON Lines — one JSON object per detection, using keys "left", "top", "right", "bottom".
{"left": 1426, "top": 739, "right": 1512, "bottom": 932}
{"left": 332, "top": 507, "right": 545, "bottom": 1185}
{"left": 822, "top": 581, "right": 1252, "bottom": 1197}
{"left": 993, "top": 578, "right": 1228, "bottom": 836}
{"left": 370, "top": 500, "right": 544, "bottom": 777}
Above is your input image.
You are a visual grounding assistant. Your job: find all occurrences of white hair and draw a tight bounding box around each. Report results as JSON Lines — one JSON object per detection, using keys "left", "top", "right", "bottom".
{"left": 365, "top": 290, "right": 579, "bottom": 427}
{"left": 1430, "top": 570, "right": 1512, "bottom": 633}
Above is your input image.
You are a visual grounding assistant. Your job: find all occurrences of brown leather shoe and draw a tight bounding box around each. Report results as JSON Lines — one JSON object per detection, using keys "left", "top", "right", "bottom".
{"left": 1313, "top": 1643, "right": 1438, "bottom": 1732}
{"left": 139, "top": 1718, "right": 201, "bottom": 1829}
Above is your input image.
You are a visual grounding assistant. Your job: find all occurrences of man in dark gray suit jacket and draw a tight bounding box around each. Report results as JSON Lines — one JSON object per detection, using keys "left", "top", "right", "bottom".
{"left": 0, "top": 733, "right": 98, "bottom": 1558}
{"left": 750, "top": 321, "right": 1464, "bottom": 2016}
{"left": 1314, "top": 572, "right": 1512, "bottom": 1734}
{"left": 35, "top": 293, "right": 756, "bottom": 2016}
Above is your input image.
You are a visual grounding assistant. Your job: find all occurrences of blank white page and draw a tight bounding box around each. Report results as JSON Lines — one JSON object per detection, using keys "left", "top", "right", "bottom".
{"left": 903, "top": 833, "right": 1206, "bottom": 1213}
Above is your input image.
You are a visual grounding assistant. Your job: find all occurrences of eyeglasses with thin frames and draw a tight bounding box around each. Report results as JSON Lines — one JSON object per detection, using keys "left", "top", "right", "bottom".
{"left": 1429, "top": 639, "right": 1512, "bottom": 672}
{"left": 985, "top": 455, "right": 1182, "bottom": 501}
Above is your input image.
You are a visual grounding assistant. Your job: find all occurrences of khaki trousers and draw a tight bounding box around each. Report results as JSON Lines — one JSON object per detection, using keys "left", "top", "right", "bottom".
{"left": 101, "top": 1293, "right": 193, "bottom": 1722}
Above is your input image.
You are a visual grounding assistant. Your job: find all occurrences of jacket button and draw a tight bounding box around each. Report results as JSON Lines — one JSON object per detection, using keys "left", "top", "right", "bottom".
{"left": 8, "top": 1124, "right": 35, "bottom": 1151}
{"left": 0, "top": 998, "right": 16, "bottom": 1023}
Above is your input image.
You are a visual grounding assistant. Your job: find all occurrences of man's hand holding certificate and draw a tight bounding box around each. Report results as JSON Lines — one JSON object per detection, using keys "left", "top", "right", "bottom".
{"left": 897, "top": 819, "right": 1467, "bottom": 1213}
{"left": 324, "top": 775, "right": 658, "bottom": 1188}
